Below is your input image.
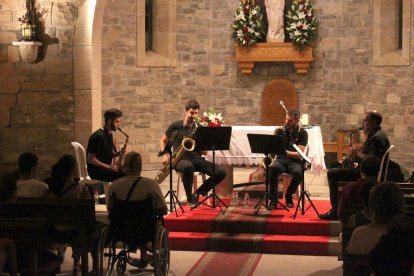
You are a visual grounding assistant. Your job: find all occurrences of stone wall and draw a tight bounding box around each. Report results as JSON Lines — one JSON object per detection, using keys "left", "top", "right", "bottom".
{"left": 0, "top": 1, "right": 78, "bottom": 175}
{"left": 0, "top": 0, "right": 413, "bottom": 178}
{"left": 101, "top": 0, "right": 414, "bottom": 175}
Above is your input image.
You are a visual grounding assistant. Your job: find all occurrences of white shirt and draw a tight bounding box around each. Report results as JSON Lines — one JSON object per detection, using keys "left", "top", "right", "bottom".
{"left": 16, "top": 178, "right": 49, "bottom": 198}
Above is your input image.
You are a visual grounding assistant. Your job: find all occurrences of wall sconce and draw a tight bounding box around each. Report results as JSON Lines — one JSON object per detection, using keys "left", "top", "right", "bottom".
{"left": 12, "top": 0, "right": 42, "bottom": 63}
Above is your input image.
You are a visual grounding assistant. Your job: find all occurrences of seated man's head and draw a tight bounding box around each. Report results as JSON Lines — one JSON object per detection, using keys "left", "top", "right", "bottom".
{"left": 0, "top": 172, "right": 18, "bottom": 203}
{"left": 18, "top": 152, "right": 39, "bottom": 178}
{"left": 369, "top": 182, "right": 405, "bottom": 225}
{"left": 124, "top": 151, "right": 142, "bottom": 176}
{"left": 360, "top": 154, "right": 380, "bottom": 179}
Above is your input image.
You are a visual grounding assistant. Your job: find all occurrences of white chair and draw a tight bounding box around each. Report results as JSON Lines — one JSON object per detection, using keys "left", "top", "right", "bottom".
{"left": 176, "top": 172, "right": 206, "bottom": 202}
{"left": 377, "top": 145, "right": 395, "bottom": 182}
{"left": 71, "top": 142, "right": 110, "bottom": 197}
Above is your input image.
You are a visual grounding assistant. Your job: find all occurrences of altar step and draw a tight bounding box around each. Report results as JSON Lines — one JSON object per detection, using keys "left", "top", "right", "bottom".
{"left": 164, "top": 186, "right": 341, "bottom": 256}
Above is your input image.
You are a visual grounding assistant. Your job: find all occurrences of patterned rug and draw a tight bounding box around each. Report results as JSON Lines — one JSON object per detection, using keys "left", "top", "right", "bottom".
{"left": 186, "top": 252, "right": 262, "bottom": 276}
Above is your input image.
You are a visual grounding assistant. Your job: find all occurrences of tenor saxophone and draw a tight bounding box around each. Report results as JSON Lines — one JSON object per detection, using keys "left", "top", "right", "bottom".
{"left": 154, "top": 122, "right": 198, "bottom": 184}
{"left": 116, "top": 127, "right": 129, "bottom": 169}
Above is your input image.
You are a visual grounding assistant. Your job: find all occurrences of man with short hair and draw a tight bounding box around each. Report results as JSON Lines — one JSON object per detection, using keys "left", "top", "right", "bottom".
{"left": 16, "top": 152, "right": 49, "bottom": 197}
{"left": 159, "top": 100, "right": 227, "bottom": 207}
{"left": 269, "top": 109, "right": 308, "bottom": 209}
{"left": 108, "top": 151, "right": 167, "bottom": 268}
{"left": 320, "top": 110, "right": 390, "bottom": 220}
{"left": 87, "top": 108, "right": 125, "bottom": 182}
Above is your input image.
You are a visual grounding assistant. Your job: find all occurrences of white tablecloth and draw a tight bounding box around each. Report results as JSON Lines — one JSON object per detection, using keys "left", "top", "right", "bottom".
{"left": 206, "top": 125, "right": 326, "bottom": 173}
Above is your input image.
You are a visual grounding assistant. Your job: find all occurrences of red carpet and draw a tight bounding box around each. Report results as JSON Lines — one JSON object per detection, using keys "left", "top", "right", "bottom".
{"left": 165, "top": 184, "right": 340, "bottom": 256}
{"left": 186, "top": 252, "right": 262, "bottom": 276}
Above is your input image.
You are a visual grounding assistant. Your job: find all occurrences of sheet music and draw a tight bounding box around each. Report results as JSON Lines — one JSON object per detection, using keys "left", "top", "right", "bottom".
{"left": 292, "top": 144, "right": 311, "bottom": 164}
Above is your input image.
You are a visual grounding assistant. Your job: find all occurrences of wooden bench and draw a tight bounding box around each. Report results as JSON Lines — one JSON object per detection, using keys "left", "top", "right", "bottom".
{"left": 0, "top": 197, "right": 96, "bottom": 276}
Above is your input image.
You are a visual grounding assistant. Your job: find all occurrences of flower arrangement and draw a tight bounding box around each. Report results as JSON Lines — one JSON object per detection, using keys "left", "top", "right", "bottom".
{"left": 197, "top": 107, "right": 224, "bottom": 127}
{"left": 286, "top": 0, "right": 317, "bottom": 51}
{"left": 232, "top": 0, "right": 265, "bottom": 47}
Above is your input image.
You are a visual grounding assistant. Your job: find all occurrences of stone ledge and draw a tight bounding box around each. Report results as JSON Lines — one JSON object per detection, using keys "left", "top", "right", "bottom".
{"left": 234, "top": 42, "right": 313, "bottom": 74}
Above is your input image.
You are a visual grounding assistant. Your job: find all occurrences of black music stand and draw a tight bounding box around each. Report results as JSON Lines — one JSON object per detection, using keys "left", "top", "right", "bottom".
{"left": 191, "top": 126, "right": 232, "bottom": 213}
{"left": 247, "top": 134, "right": 289, "bottom": 214}
{"left": 160, "top": 130, "right": 184, "bottom": 217}
{"left": 292, "top": 144, "right": 320, "bottom": 219}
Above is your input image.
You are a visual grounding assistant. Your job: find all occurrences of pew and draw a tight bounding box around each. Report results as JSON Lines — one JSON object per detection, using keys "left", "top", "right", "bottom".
{"left": 0, "top": 197, "right": 96, "bottom": 276}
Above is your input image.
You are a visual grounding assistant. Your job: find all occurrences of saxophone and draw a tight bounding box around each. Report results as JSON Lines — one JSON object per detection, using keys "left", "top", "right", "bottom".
{"left": 154, "top": 122, "right": 198, "bottom": 184}
{"left": 339, "top": 127, "right": 362, "bottom": 168}
{"left": 116, "top": 127, "right": 129, "bottom": 169}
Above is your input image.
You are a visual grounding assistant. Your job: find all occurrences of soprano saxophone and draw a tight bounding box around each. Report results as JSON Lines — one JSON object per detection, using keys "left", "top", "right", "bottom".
{"left": 154, "top": 122, "right": 198, "bottom": 184}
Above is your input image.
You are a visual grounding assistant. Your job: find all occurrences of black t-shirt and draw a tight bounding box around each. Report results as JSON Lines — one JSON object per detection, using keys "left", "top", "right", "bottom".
{"left": 87, "top": 128, "right": 116, "bottom": 166}
{"left": 275, "top": 125, "right": 308, "bottom": 161}
{"left": 165, "top": 120, "right": 201, "bottom": 159}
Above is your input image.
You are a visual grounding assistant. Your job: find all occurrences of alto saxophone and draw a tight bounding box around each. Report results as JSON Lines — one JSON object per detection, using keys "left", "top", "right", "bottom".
{"left": 154, "top": 122, "right": 198, "bottom": 184}
{"left": 339, "top": 127, "right": 362, "bottom": 168}
{"left": 116, "top": 127, "right": 129, "bottom": 169}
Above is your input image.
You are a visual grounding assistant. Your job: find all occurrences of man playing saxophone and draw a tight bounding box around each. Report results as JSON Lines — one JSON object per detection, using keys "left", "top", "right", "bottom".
{"left": 86, "top": 108, "right": 126, "bottom": 182}
{"left": 159, "top": 100, "right": 226, "bottom": 207}
{"left": 319, "top": 110, "right": 390, "bottom": 220}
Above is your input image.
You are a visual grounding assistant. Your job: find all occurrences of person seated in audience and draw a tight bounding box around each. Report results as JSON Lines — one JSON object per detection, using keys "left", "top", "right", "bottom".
{"left": 346, "top": 180, "right": 377, "bottom": 228}
{"left": 108, "top": 151, "right": 167, "bottom": 268}
{"left": 0, "top": 238, "right": 17, "bottom": 276}
{"left": 0, "top": 173, "right": 20, "bottom": 275}
{"left": 370, "top": 216, "right": 414, "bottom": 276}
{"left": 337, "top": 154, "right": 380, "bottom": 222}
{"left": 0, "top": 172, "right": 18, "bottom": 204}
{"left": 16, "top": 152, "right": 49, "bottom": 197}
{"left": 346, "top": 182, "right": 405, "bottom": 255}
{"left": 47, "top": 155, "right": 102, "bottom": 273}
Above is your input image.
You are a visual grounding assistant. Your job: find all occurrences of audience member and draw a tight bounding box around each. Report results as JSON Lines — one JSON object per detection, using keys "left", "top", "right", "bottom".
{"left": 47, "top": 155, "right": 101, "bottom": 273}
{"left": 346, "top": 180, "right": 377, "bottom": 228}
{"left": 0, "top": 238, "right": 17, "bottom": 276}
{"left": 346, "top": 182, "right": 405, "bottom": 254}
{"left": 337, "top": 154, "right": 380, "bottom": 222}
{"left": 0, "top": 173, "right": 18, "bottom": 275}
{"left": 370, "top": 216, "right": 414, "bottom": 276}
{"left": 108, "top": 151, "right": 167, "bottom": 268}
{"left": 0, "top": 172, "right": 17, "bottom": 203}
{"left": 16, "top": 152, "right": 49, "bottom": 197}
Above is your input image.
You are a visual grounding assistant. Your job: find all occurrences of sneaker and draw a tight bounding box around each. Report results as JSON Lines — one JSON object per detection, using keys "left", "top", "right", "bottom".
{"left": 138, "top": 254, "right": 154, "bottom": 269}
{"left": 127, "top": 256, "right": 140, "bottom": 267}
{"left": 268, "top": 199, "right": 276, "bottom": 210}
{"left": 188, "top": 194, "right": 199, "bottom": 207}
{"left": 319, "top": 209, "right": 338, "bottom": 220}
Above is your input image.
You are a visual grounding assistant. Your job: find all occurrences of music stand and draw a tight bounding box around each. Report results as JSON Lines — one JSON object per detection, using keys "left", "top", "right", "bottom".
{"left": 160, "top": 130, "right": 184, "bottom": 217}
{"left": 247, "top": 134, "right": 289, "bottom": 214}
{"left": 191, "top": 126, "right": 232, "bottom": 213}
{"left": 292, "top": 144, "right": 320, "bottom": 219}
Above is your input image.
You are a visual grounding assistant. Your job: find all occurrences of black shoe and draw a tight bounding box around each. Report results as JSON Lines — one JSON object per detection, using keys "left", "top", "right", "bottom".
{"left": 188, "top": 194, "right": 199, "bottom": 207}
{"left": 285, "top": 195, "right": 294, "bottom": 208}
{"left": 319, "top": 210, "right": 338, "bottom": 220}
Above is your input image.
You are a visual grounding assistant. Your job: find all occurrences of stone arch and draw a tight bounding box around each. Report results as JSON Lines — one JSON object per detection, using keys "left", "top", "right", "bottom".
{"left": 73, "top": 0, "right": 106, "bottom": 146}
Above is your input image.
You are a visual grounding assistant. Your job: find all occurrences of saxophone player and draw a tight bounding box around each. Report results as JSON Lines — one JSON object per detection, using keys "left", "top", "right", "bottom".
{"left": 86, "top": 108, "right": 126, "bottom": 182}
{"left": 269, "top": 109, "right": 308, "bottom": 209}
{"left": 319, "top": 110, "right": 390, "bottom": 220}
{"left": 159, "top": 100, "right": 226, "bottom": 207}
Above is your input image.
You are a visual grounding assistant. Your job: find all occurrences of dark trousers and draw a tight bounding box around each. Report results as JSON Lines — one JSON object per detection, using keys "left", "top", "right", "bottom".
{"left": 88, "top": 165, "right": 125, "bottom": 182}
{"left": 175, "top": 157, "right": 226, "bottom": 201}
{"left": 269, "top": 158, "right": 302, "bottom": 199}
{"left": 327, "top": 164, "right": 360, "bottom": 211}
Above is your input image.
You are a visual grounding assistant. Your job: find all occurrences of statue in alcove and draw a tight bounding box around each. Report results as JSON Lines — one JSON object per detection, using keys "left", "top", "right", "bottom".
{"left": 265, "top": 0, "right": 285, "bottom": 42}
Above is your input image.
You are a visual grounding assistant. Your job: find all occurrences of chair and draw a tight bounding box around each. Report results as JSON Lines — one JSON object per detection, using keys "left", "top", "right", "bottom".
{"left": 377, "top": 145, "right": 395, "bottom": 182}
{"left": 98, "top": 194, "right": 170, "bottom": 276}
{"left": 176, "top": 172, "right": 206, "bottom": 201}
{"left": 71, "top": 142, "right": 110, "bottom": 198}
